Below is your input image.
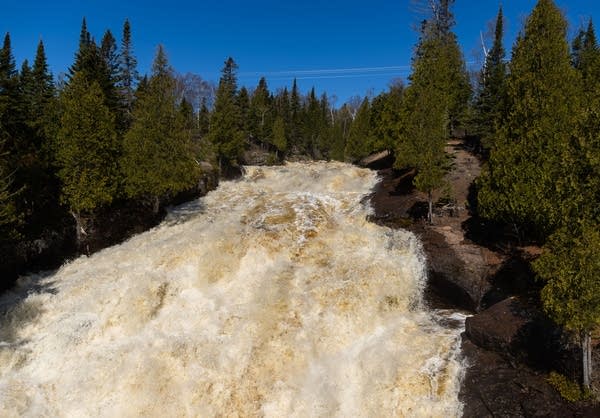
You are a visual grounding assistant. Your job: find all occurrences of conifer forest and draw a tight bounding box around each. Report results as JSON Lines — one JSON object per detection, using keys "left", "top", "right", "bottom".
{"left": 1, "top": 0, "right": 600, "bottom": 413}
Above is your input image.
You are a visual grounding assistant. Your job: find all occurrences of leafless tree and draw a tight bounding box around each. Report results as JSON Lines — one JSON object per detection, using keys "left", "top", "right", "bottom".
{"left": 174, "top": 72, "right": 216, "bottom": 112}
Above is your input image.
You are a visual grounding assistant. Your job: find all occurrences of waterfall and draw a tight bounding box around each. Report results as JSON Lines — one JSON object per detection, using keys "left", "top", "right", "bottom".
{"left": 0, "top": 162, "right": 464, "bottom": 417}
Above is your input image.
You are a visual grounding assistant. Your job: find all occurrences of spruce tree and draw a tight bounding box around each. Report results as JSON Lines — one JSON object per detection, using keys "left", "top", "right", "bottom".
{"left": 395, "top": 1, "right": 467, "bottom": 223}
{"left": 197, "top": 97, "right": 210, "bottom": 137}
{"left": 207, "top": 57, "right": 244, "bottom": 170}
{"left": 100, "top": 30, "right": 119, "bottom": 85}
{"left": 122, "top": 45, "right": 199, "bottom": 212}
{"left": 31, "top": 41, "right": 55, "bottom": 129}
{"left": 477, "top": 0, "right": 583, "bottom": 237}
{"left": 345, "top": 97, "right": 372, "bottom": 162}
{"left": 118, "top": 19, "right": 139, "bottom": 119}
{"left": 370, "top": 83, "right": 404, "bottom": 152}
{"left": 0, "top": 139, "right": 19, "bottom": 249}
{"left": 0, "top": 33, "right": 21, "bottom": 152}
{"left": 55, "top": 72, "right": 120, "bottom": 244}
{"left": 69, "top": 20, "right": 118, "bottom": 114}
{"left": 271, "top": 116, "right": 287, "bottom": 159}
{"left": 289, "top": 79, "right": 302, "bottom": 153}
{"left": 302, "top": 87, "right": 322, "bottom": 156}
{"left": 237, "top": 86, "right": 250, "bottom": 136}
{"left": 249, "top": 77, "right": 271, "bottom": 142}
{"left": 474, "top": 6, "right": 507, "bottom": 152}
{"left": 533, "top": 223, "right": 600, "bottom": 389}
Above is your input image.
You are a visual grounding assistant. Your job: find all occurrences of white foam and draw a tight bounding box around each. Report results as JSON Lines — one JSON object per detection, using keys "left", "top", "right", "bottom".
{"left": 0, "top": 161, "right": 464, "bottom": 417}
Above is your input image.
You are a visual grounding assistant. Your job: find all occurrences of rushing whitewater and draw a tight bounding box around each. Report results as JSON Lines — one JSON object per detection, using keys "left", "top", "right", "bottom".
{"left": 0, "top": 162, "right": 464, "bottom": 417}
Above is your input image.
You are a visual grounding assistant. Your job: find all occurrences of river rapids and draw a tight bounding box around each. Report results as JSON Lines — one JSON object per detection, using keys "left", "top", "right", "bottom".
{"left": 0, "top": 162, "right": 464, "bottom": 417}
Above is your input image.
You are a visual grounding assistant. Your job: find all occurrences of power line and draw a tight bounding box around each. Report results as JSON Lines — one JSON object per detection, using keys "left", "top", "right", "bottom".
{"left": 238, "top": 65, "right": 412, "bottom": 78}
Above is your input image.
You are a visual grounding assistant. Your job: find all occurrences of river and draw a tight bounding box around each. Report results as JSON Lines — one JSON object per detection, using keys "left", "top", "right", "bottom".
{"left": 0, "top": 162, "right": 464, "bottom": 417}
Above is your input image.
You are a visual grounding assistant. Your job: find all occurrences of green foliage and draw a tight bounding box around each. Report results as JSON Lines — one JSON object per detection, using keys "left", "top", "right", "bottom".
{"left": 477, "top": 0, "right": 583, "bottom": 237}
{"left": 533, "top": 223, "right": 600, "bottom": 333}
{"left": 473, "top": 6, "right": 507, "bottom": 150}
{"left": 547, "top": 372, "right": 592, "bottom": 402}
{"left": 207, "top": 57, "right": 245, "bottom": 168}
{"left": 0, "top": 138, "right": 19, "bottom": 247}
{"left": 345, "top": 97, "right": 371, "bottom": 162}
{"left": 249, "top": 77, "right": 272, "bottom": 142}
{"left": 395, "top": 3, "right": 465, "bottom": 200}
{"left": 69, "top": 20, "right": 119, "bottom": 116}
{"left": 197, "top": 97, "right": 210, "bottom": 137}
{"left": 122, "top": 46, "right": 199, "bottom": 202}
{"left": 118, "top": 18, "right": 139, "bottom": 119}
{"left": 271, "top": 116, "right": 287, "bottom": 155}
{"left": 55, "top": 73, "right": 120, "bottom": 213}
{"left": 370, "top": 83, "right": 404, "bottom": 152}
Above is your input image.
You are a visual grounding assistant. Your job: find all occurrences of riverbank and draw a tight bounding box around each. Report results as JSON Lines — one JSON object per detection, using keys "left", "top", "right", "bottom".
{"left": 367, "top": 139, "right": 600, "bottom": 416}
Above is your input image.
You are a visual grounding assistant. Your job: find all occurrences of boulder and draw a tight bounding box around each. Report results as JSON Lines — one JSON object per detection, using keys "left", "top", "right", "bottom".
{"left": 415, "top": 224, "right": 503, "bottom": 311}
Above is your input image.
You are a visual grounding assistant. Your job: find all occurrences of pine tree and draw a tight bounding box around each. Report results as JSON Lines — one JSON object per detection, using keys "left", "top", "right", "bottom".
{"left": 0, "top": 33, "right": 21, "bottom": 152}
{"left": 207, "top": 57, "right": 244, "bottom": 170}
{"left": 345, "top": 97, "right": 371, "bottom": 162}
{"left": 249, "top": 77, "right": 271, "bottom": 142}
{"left": 237, "top": 86, "right": 250, "bottom": 135}
{"left": 477, "top": 0, "right": 583, "bottom": 237}
{"left": 271, "top": 116, "right": 287, "bottom": 159}
{"left": 370, "top": 83, "right": 404, "bottom": 152}
{"left": 533, "top": 223, "right": 600, "bottom": 390}
{"left": 118, "top": 19, "right": 139, "bottom": 119}
{"left": 69, "top": 19, "right": 118, "bottom": 114}
{"left": 474, "top": 6, "right": 507, "bottom": 152}
{"left": 0, "top": 138, "right": 19, "bottom": 253}
{"left": 302, "top": 87, "right": 322, "bottom": 156}
{"left": 197, "top": 97, "right": 210, "bottom": 137}
{"left": 122, "top": 45, "right": 199, "bottom": 212}
{"left": 55, "top": 72, "right": 120, "bottom": 245}
{"left": 100, "top": 30, "right": 119, "bottom": 85}
{"left": 31, "top": 41, "right": 55, "bottom": 128}
{"left": 395, "top": 1, "right": 467, "bottom": 223}
{"left": 289, "top": 78, "right": 302, "bottom": 153}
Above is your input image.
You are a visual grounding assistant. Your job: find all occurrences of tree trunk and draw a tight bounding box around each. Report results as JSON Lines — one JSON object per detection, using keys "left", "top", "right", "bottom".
{"left": 71, "top": 210, "right": 88, "bottom": 254}
{"left": 152, "top": 196, "right": 160, "bottom": 215}
{"left": 427, "top": 191, "right": 433, "bottom": 224}
{"left": 582, "top": 330, "right": 592, "bottom": 390}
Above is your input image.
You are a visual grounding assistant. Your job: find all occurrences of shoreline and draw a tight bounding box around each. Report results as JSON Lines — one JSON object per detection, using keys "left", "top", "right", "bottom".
{"left": 366, "top": 142, "right": 600, "bottom": 417}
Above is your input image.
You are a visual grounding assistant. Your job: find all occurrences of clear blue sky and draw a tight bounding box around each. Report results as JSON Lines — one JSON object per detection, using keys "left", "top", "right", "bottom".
{"left": 2, "top": 1, "right": 599, "bottom": 103}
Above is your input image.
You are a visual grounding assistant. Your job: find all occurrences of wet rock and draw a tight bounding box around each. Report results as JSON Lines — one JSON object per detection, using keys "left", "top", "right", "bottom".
{"left": 460, "top": 338, "right": 600, "bottom": 417}
{"left": 412, "top": 223, "right": 503, "bottom": 311}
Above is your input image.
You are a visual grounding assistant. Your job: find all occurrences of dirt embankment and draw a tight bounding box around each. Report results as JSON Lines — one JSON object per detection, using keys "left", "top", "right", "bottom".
{"left": 367, "top": 140, "right": 600, "bottom": 417}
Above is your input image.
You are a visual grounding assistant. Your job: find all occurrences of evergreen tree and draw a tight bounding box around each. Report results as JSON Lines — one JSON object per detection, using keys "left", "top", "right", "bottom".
{"left": 118, "top": 19, "right": 139, "bottom": 118}
{"left": 55, "top": 72, "right": 120, "bottom": 245}
{"left": 122, "top": 45, "right": 199, "bottom": 211}
{"left": 370, "top": 83, "right": 404, "bottom": 152}
{"left": 477, "top": 0, "right": 583, "bottom": 237}
{"left": 31, "top": 41, "right": 55, "bottom": 129}
{"left": 100, "top": 30, "right": 119, "bottom": 85}
{"left": 207, "top": 57, "right": 244, "bottom": 170}
{"left": 302, "top": 87, "right": 322, "bottom": 156}
{"left": 237, "top": 86, "right": 250, "bottom": 135}
{"left": 0, "top": 139, "right": 19, "bottom": 252}
{"left": 345, "top": 97, "right": 371, "bottom": 162}
{"left": 69, "top": 19, "right": 118, "bottom": 114}
{"left": 395, "top": 1, "right": 467, "bottom": 223}
{"left": 289, "top": 79, "right": 302, "bottom": 153}
{"left": 197, "top": 97, "right": 210, "bottom": 137}
{"left": 329, "top": 105, "right": 352, "bottom": 161}
{"left": 249, "top": 77, "right": 271, "bottom": 142}
{"left": 0, "top": 33, "right": 21, "bottom": 152}
{"left": 474, "top": 6, "right": 507, "bottom": 152}
{"left": 271, "top": 116, "right": 287, "bottom": 159}
{"left": 317, "top": 93, "right": 333, "bottom": 157}
{"left": 533, "top": 223, "right": 600, "bottom": 389}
